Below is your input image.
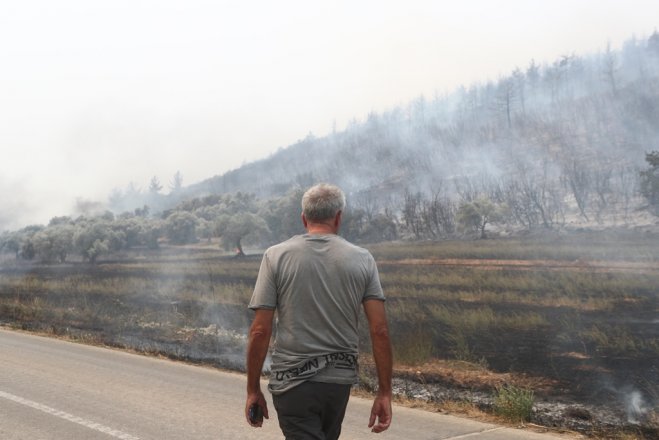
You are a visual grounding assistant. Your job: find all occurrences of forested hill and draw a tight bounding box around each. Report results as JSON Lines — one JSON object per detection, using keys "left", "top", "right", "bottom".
{"left": 3, "top": 34, "right": 659, "bottom": 262}
{"left": 186, "top": 33, "right": 659, "bottom": 221}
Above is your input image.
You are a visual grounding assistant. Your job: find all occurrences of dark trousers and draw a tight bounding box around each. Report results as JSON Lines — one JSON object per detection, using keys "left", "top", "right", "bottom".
{"left": 272, "top": 381, "right": 352, "bottom": 440}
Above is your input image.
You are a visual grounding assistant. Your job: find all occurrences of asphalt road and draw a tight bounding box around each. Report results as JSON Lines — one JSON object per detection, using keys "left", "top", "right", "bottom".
{"left": 0, "top": 329, "right": 576, "bottom": 440}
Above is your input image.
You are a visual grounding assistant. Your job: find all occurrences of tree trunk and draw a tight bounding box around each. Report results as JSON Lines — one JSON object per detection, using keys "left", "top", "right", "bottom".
{"left": 480, "top": 220, "right": 488, "bottom": 239}
{"left": 234, "top": 239, "right": 245, "bottom": 257}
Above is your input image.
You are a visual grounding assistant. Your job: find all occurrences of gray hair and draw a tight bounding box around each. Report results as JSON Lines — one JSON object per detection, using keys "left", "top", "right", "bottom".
{"left": 301, "top": 183, "right": 346, "bottom": 222}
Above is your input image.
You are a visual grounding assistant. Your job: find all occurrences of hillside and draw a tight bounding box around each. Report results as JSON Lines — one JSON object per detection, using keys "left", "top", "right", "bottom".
{"left": 179, "top": 33, "right": 659, "bottom": 227}
{"left": 4, "top": 34, "right": 659, "bottom": 262}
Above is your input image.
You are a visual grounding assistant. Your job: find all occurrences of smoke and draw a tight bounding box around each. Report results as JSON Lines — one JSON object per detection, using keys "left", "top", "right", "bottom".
{"left": 74, "top": 197, "right": 107, "bottom": 218}
{"left": 624, "top": 390, "right": 649, "bottom": 424}
{"left": 602, "top": 380, "right": 653, "bottom": 425}
{"left": 0, "top": 170, "right": 108, "bottom": 231}
{"left": 0, "top": 176, "right": 44, "bottom": 231}
{"left": 0, "top": 177, "right": 111, "bottom": 231}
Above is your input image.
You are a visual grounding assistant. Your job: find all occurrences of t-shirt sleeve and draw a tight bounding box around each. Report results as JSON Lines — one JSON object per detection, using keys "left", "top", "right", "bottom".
{"left": 363, "top": 253, "right": 385, "bottom": 301}
{"left": 248, "top": 252, "right": 278, "bottom": 310}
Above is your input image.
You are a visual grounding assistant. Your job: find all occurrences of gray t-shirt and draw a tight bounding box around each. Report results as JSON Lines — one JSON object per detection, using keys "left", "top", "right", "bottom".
{"left": 249, "top": 234, "right": 385, "bottom": 394}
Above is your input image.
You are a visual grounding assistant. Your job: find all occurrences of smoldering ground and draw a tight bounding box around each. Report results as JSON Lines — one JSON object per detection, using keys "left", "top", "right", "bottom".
{"left": 1, "top": 232, "right": 659, "bottom": 438}
{"left": 4, "top": 236, "right": 654, "bottom": 431}
{"left": 0, "top": 245, "right": 256, "bottom": 369}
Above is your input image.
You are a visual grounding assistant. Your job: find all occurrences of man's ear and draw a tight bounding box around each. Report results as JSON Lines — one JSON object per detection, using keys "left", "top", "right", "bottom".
{"left": 334, "top": 210, "right": 342, "bottom": 228}
{"left": 301, "top": 213, "right": 308, "bottom": 228}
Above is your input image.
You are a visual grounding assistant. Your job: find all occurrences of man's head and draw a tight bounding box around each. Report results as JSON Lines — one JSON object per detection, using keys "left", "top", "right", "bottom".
{"left": 301, "top": 183, "right": 345, "bottom": 232}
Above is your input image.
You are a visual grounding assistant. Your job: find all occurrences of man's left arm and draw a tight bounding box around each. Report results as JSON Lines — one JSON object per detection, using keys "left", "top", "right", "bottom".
{"left": 363, "top": 299, "right": 393, "bottom": 433}
{"left": 245, "top": 308, "right": 274, "bottom": 427}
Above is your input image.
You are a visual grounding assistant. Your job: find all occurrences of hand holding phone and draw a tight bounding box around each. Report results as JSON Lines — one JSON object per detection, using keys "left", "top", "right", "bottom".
{"left": 248, "top": 403, "right": 263, "bottom": 425}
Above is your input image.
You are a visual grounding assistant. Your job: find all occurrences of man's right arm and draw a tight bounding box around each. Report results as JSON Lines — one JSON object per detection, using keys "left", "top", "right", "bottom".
{"left": 363, "top": 299, "right": 393, "bottom": 433}
{"left": 245, "top": 308, "right": 274, "bottom": 427}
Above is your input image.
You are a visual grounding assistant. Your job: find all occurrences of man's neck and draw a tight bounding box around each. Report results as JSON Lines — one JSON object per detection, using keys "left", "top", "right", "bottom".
{"left": 306, "top": 223, "right": 337, "bottom": 235}
{"left": 302, "top": 212, "right": 341, "bottom": 235}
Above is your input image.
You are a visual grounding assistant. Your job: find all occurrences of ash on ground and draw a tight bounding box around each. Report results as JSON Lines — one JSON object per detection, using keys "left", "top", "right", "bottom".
{"left": 359, "top": 374, "right": 658, "bottom": 438}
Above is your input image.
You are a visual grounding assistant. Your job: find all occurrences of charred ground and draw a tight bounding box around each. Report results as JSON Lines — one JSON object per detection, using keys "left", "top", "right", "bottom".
{"left": 1, "top": 230, "right": 657, "bottom": 438}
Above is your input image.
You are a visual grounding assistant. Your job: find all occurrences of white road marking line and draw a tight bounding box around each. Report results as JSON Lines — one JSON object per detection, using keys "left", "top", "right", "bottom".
{"left": 0, "top": 390, "right": 140, "bottom": 440}
{"left": 443, "top": 427, "right": 506, "bottom": 439}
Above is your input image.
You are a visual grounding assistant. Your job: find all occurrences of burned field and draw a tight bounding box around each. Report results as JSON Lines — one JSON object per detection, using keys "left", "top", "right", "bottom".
{"left": 0, "top": 248, "right": 259, "bottom": 370}
{"left": 378, "top": 261, "right": 657, "bottom": 401}
{"left": 1, "top": 231, "right": 658, "bottom": 436}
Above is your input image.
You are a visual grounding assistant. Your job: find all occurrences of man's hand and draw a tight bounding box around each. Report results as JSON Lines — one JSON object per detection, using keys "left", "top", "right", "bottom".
{"left": 245, "top": 391, "right": 269, "bottom": 427}
{"left": 368, "top": 392, "right": 392, "bottom": 433}
{"left": 364, "top": 299, "right": 393, "bottom": 433}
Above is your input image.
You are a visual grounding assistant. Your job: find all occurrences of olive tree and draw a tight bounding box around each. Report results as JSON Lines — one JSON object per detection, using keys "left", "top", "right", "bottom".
{"left": 114, "top": 215, "right": 160, "bottom": 249}
{"left": 457, "top": 197, "right": 507, "bottom": 239}
{"left": 260, "top": 188, "right": 305, "bottom": 242}
{"left": 164, "top": 211, "right": 198, "bottom": 245}
{"left": 215, "top": 212, "right": 269, "bottom": 256}
{"left": 73, "top": 220, "right": 114, "bottom": 263}
{"left": 0, "top": 225, "right": 44, "bottom": 259}
{"left": 0, "top": 230, "right": 22, "bottom": 258}
{"left": 32, "top": 224, "right": 75, "bottom": 263}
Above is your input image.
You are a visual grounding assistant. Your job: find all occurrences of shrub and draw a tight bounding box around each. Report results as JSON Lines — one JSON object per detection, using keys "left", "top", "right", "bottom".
{"left": 493, "top": 385, "right": 534, "bottom": 423}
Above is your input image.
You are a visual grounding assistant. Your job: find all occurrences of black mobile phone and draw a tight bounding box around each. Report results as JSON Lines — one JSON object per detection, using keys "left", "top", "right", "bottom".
{"left": 249, "top": 403, "right": 263, "bottom": 424}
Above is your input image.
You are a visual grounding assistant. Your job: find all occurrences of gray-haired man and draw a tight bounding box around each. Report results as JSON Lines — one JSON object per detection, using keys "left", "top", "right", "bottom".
{"left": 245, "top": 183, "right": 393, "bottom": 439}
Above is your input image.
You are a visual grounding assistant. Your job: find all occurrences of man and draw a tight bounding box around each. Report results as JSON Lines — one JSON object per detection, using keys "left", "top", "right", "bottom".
{"left": 245, "top": 183, "right": 393, "bottom": 439}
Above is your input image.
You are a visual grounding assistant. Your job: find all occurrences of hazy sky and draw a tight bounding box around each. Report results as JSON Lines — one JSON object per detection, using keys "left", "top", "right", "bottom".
{"left": 1, "top": 0, "right": 658, "bottom": 229}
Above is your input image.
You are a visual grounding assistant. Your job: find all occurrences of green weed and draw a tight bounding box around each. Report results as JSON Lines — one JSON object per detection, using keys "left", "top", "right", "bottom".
{"left": 493, "top": 385, "right": 535, "bottom": 423}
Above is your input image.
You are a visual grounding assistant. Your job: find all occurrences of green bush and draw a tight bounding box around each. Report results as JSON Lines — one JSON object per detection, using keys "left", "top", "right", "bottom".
{"left": 493, "top": 385, "right": 534, "bottom": 423}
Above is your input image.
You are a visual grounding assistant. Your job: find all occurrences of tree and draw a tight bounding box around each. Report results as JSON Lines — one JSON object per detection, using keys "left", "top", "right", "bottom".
{"left": 196, "top": 218, "right": 214, "bottom": 243}
{"left": 32, "top": 225, "right": 74, "bottom": 263}
{"left": 108, "top": 183, "right": 144, "bottom": 215}
{"left": 339, "top": 208, "right": 366, "bottom": 243}
{"left": 0, "top": 230, "right": 23, "bottom": 258}
{"left": 149, "top": 176, "right": 163, "bottom": 194}
{"left": 562, "top": 159, "right": 591, "bottom": 221}
{"left": 507, "top": 161, "right": 564, "bottom": 230}
{"left": 73, "top": 220, "right": 115, "bottom": 263}
{"left": 260, "top": 188, "right": 305, "bottom": 242}
{"left": 526, "top": 59, "right": 540, "bottom": 87}
{"left": 357, "top": 213, "right": 398, "bottom": 243}
{"left": 525, "top": 59, "right": 541, "bottom": 108}
{"left": 614, "top": 165, "right": 638, "bottom": 223}
{"left": 592, "top": 167, "right": 613, "bottom": 223}
{"left": 457, "top": 198, "right": 506, "bottom": 239}
{"left": 215, "top": 212, "right": 268, "bottom": 256}
{"left": 143, "top": 221, "right": 162, "bottom": 249}
{"left": 402, "top": 191, "right": 424, "bottom": 239}
{"left": 421, "top": 191, "right": 455, "bottom": 238}
{"left": 602, "top": 43, "right": 619, "bottom": 96}
{"left": 146, "top": 177, "right": 164, "bottom": 214}
{"left": 170, "top": 171, "right": 183, "bottom": 193}
{"left": 648, "top": 30, "right": 659, "bottom": 60}
{"left": 352, "top": 190, "right": 380, "bottom": 221}
{"left": 134, "top": 205, "right": 150, "bottom": 217}
{"left": 2, "top": 225, "right": 44, "bottom": 260}
{"left": 164, "top": 211, "right": 198, "bottom": 245}
{"left": 496, "top": 77, "right": 516, "bottom": 129}
{"left": 86, "top": 239, "right": 109, "bottom": 263}
{"left": 114, "top": 215, "right": 157, "bottom": 248}
{"left": 512, "top": 67, "right": 526, "bottom": 115}
{"left": 640, "top": 151, "right": 659, "bottom": 214}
